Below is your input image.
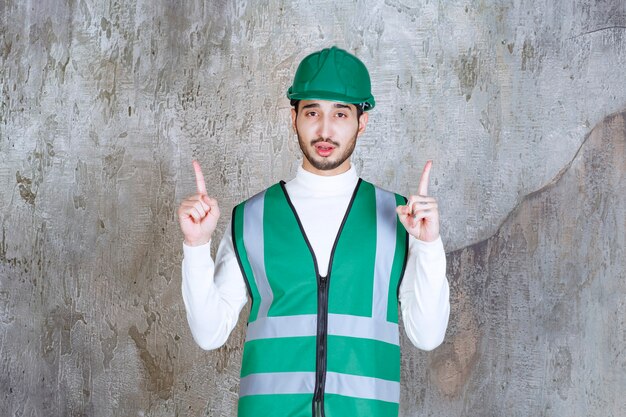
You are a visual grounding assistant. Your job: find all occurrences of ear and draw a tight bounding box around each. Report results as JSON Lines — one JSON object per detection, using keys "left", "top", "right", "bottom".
{"left": 357, "top": 111, "right": 369, "bottom": 137}
{"left": 291, "top": 107, "right": 297, "bottom": 133}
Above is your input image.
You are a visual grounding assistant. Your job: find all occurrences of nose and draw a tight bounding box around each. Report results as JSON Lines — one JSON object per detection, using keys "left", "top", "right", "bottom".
{"left": 317, "top": 115, "right": 334, "bottom": 139}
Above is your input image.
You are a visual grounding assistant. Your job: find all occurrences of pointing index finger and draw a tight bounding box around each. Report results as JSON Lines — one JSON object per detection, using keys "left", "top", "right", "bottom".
{"left": 417, "top": 160, "right": 432, "bottom": 196}
{"left": 193, "top": 160, "right": 207, "bottom": 195}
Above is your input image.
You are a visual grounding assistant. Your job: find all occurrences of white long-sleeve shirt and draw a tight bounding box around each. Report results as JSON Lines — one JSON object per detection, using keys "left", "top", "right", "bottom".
{"left": 181, "top": 165, "right": 450, "bottom": 351}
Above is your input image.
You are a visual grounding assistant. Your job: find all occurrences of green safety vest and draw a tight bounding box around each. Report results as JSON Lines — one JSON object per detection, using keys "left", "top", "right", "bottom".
{"left": 232, "top": 179, "right": 408, "bottom": 417}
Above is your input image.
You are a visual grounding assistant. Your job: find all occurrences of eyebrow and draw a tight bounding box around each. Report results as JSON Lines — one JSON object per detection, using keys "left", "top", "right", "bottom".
{"left": 301, "top": 103, "right": 353, "bottom": 111}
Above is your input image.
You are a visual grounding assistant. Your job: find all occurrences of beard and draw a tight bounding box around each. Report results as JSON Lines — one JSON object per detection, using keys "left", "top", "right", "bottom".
{"left": 296, "top": 131, "right": 358, "bottom": 172}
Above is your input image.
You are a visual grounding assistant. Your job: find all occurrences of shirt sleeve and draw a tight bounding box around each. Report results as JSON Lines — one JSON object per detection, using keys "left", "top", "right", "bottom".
{"left": 181, "top": 225, "right": 248, "bottom": 350}
{"left": 398, "top": 235, "right": 450, "bottom": 351}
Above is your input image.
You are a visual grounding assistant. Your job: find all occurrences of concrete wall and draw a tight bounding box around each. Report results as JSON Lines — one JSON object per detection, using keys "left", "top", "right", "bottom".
{"left": 0, "top": 0, "right": 624, "bottom": 415}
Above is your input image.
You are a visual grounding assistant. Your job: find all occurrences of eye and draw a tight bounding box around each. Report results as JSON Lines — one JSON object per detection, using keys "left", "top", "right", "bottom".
{"left": 336, "top": 112, "right": 348, "bottom": 118}
{"left": 305, "top": 111, "right": 318, "bottom": 117}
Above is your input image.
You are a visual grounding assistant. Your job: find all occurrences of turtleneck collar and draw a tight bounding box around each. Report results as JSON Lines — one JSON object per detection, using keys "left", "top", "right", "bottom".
{"left": 287, "top": 164, "right": 359, "bottom": 197}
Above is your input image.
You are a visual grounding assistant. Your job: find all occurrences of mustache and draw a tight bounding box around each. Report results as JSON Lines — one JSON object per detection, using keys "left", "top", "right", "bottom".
{"left": 311, "top": 138, "right": 340, "bottom": 147}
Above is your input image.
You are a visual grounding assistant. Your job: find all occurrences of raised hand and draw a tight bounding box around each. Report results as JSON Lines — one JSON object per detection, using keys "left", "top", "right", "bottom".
{"left": 177, "top": 160, "right": 221, "bottom": 246}
{"left": 396, "top": 160, "right": 440, "bottom": 242}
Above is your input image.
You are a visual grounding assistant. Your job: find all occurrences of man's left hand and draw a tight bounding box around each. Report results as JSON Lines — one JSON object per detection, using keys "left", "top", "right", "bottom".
{"left": 396, "top": 160, "right": 440, "bottom": 242}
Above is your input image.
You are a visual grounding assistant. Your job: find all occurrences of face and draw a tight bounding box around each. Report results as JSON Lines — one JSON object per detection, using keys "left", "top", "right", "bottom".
{"left": 291, "top": 100, "right": 368, "bottom": 176}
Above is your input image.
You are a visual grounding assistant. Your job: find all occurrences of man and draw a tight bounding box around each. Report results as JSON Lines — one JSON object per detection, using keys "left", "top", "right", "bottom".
{"left": 178, "top": 46, "right": 450, "bottom": 417}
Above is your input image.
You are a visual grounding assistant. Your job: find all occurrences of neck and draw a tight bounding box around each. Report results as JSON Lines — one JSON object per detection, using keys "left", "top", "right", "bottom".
{"left": 291, "top": 164, "right": 358, "bottom": 197}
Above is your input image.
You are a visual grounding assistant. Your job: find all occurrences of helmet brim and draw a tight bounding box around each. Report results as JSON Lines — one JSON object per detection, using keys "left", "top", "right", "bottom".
{"left": 287, "top": 89, "right": 375, "bottom": 110}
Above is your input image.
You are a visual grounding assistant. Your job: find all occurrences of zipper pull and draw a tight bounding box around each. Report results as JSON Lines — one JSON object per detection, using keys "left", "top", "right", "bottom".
{"left": 314, "top": 398, "right": 322, "bottom": 417}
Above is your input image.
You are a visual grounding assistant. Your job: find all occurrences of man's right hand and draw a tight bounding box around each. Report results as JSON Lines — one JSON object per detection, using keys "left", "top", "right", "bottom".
{"left": 177, "top": 160, "right": 220, "bottom": 246}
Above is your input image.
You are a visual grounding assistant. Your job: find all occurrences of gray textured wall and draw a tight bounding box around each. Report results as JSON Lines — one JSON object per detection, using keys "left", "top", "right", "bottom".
{"left": 1, "top": 0, "right": 624, "bottom": 416}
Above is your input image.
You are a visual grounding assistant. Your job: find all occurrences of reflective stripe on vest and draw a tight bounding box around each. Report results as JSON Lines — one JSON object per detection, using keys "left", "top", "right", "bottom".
{"left": 245, "top": 313, "right": 399, "bottom": 346}
{"left": 232, "top": 180, "right": 408, "bottom": 417}
{"left": 240, "top": 371, "right": 400, "bottom": 403}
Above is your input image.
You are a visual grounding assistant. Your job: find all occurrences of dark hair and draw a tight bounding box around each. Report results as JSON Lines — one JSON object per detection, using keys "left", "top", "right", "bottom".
{"left": 290, "top": 99, "right": 364, "bottom": 119}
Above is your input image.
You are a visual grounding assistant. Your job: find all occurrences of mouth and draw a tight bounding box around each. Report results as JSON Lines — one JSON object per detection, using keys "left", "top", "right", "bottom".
{"left": 313, "top": 141, "right": 337, "bottom": 157}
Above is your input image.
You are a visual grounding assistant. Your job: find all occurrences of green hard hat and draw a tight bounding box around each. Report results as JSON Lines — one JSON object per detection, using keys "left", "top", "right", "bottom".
{"left": 287, "top": 46, "right": 376, "bottom": 110}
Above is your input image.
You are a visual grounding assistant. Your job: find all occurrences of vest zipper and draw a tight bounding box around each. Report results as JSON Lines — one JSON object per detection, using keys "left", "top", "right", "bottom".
{"left": 278, "top": 180, "right": 363, "bottom": 417}
{"left": 313, "top": 273, "right": 329, "bottom": 417}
